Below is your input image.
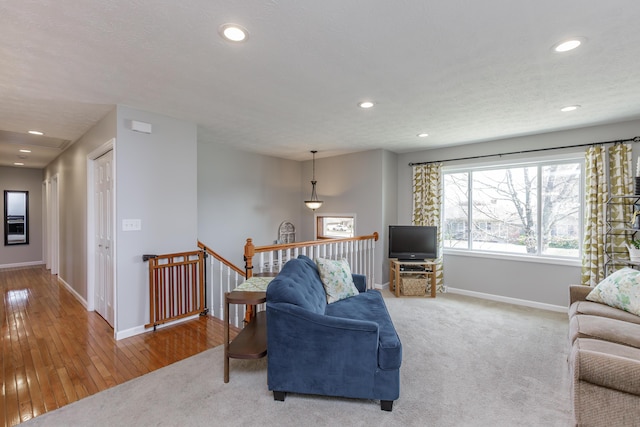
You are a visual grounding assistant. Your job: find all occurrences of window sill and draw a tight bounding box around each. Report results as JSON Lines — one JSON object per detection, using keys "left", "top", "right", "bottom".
{"left": 443, "top": 248, "right": 581, "bottom": 267}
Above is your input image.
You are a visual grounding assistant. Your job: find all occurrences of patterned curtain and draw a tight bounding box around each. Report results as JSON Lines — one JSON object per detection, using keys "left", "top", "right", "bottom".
{"left": 412, "top": 163, "right": 444, "bottom": 292}
{"left": 608, "top": 143, "right": 634, "bottom": 268}
{"left": 581, "top": 143, "right": 633, "bottom": 286}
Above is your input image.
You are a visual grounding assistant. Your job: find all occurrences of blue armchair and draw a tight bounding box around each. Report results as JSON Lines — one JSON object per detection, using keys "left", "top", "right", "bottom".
{"left": 266, "top": 255, "right": 402, "bottom": 411}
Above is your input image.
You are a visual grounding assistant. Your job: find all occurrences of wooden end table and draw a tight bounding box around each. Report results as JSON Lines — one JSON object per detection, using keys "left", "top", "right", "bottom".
{"left": 224, "top": 290, "right": 267, "bottom": 383}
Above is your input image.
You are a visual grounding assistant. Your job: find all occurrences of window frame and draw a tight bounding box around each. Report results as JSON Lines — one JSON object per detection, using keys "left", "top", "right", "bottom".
{"left": 442, "top": 154, "right": 584, "bottom": 264}
{"left": 315, "top": 214, "right": 356, "bottom": 240}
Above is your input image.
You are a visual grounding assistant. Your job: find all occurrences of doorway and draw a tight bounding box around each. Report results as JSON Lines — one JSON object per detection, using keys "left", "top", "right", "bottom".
{"left": 43, "top": 175, "right": 59, "bottom": 274}
{"left": 87, "top": 139, "right": 116, "bottom": 330}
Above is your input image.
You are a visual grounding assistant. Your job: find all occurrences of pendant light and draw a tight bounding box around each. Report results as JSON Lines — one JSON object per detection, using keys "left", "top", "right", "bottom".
{"left": 304, "top": 150, "right": 323, "bottom": 210}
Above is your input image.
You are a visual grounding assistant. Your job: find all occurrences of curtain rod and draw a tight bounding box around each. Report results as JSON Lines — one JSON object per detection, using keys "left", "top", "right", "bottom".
{"left": 408, "top": 136, "right": 640, "bottom": 167}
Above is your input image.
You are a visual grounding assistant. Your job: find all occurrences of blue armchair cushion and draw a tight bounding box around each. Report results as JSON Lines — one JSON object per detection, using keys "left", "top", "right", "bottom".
{"left": 266, "top": 256, "right": 326, "bottom": 314}
{"left": 351, "top": 274, "right": 366, "bottom": 293}
{"left": 296, "top": 254, "right": 318, "bottom": 271}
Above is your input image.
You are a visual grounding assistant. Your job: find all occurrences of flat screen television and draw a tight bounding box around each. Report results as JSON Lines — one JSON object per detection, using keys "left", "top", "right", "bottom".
{"left": 388, "top": 225, "right": 438, "bottom": 261}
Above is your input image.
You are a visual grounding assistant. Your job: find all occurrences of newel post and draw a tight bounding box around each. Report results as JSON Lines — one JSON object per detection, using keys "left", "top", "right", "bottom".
{"left": 244, "top": 238, "right": 255, "bottom": 279}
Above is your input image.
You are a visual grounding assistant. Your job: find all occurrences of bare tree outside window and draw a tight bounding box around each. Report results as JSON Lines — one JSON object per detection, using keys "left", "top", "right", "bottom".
{"left": 443, "top": 173, "right": 469, "bottom": 249}
{"left": 540, "top": 163, "right": 581, "bottom": 255}
{"left": 472, "top": 167, "right": 538, "bottom": 252}
{"left": 443, "top": 161, "right": 582, "bottom": 258}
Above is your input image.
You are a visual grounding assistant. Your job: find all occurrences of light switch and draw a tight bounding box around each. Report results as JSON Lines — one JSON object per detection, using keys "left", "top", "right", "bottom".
{"left": 122, "top": 219, "right": 142, "bottom": 231}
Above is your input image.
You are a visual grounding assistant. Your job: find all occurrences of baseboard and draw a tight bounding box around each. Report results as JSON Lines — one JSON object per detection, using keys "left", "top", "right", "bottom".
{"left": 0, "top": 260, "right": 45, "bottom": 269}
{"left": 115, "top": 313, "right": 201, "bottom": 341}
{"left": 446, "top": 287, "right": 568, "bottom": 313}
{"left": 375, "top": 282, "right": 389, "bottom": 290}
{"left": 58, "top": 276, "right": 89, "bottom": 309}
{"left": 116, "top": 325, "right": 147, "bottom": 340}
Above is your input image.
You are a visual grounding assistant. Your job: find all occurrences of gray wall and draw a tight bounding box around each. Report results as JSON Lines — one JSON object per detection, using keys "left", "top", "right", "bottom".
{"left": 44, "top": 108, "right": 117, "bottom": 297}
{"left": 301, "top": 149, "right": 392, "bottom": 285}
{"left": 381, "top": 150, "right": 399, "bottom": 282}
{"left": 397, "top": 118, "right": 640, "bottom": 307}
{"left": 115, "top": 106, "right": 198, "bottom": 334}
{"left": 0, "top": 166, "right": 43, "bottom": 267}
{"left": 197, "top": 146, "right": 397, "bottom": 286}
{"left": 43, "top": 105, "right": 198, "bottom": 336}
{"left": 39, "top": 103, "right": 640, "bottom": 333}
{"left": 197, "top": 141, "right": 302, "bottom": 268}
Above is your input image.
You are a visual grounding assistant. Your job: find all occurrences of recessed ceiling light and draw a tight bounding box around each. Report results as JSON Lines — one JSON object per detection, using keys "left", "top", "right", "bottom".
{"left": 13, "top": 162, "right": 24, "bottom": 166}
{"left": 28, "top": 130, "right": 44, "bottom": 135}
{"left": 561, "top": 105, "right": 581, "bottom": 112}
{"left": 358, "top": 101, "right": 374, "bottom": 109}
{"left": 553, "top": 38, "right": 584, "bottom": 53}
{"left": 417, "top": 133, "right": 429, "bottom": 138}
{"left": 219, "top": 24, "right": 248, "bottom": 42}
{"left": 19, "top": 149, "right": 31, "bottom": 153}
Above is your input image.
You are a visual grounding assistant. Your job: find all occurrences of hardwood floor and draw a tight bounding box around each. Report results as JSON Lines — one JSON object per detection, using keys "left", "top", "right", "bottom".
{"left": 1, "top": 266, "right": 232, "bottom": 427}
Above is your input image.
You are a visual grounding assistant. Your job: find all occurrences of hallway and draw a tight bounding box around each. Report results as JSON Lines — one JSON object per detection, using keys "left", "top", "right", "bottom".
{"left": 1, "top": 266, "right": 228, "bottom": 426}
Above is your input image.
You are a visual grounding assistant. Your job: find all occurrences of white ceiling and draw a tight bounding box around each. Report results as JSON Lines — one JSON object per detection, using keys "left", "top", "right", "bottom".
{"left": 2, "top": 1, "right": 640, "bottom": 168}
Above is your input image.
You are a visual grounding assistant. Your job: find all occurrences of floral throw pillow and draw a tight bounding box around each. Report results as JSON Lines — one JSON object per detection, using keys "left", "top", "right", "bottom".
{"left": 315, "top": 258, "right": 359, "bottom": 304}
{"left": 586, "top": 267, "right": 640, "bottom": 316}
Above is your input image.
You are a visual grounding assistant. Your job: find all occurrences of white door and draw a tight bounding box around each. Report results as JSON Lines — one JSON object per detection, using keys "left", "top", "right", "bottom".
{"left": 94, "top": 150, "right": 114, "bottom": 326}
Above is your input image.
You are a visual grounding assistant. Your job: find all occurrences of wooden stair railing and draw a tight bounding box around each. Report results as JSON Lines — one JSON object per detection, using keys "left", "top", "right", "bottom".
{"left": 244, "top": 232, "right": 379, "bottom": 287}
{"left": 198, "top": 241, "right": 245, "bottom": 277}
{"left": 198, "top": 241, "right": 247, "bottom": 327}
{"left": 198, "top": 233, "right": 378, "bottom": 327}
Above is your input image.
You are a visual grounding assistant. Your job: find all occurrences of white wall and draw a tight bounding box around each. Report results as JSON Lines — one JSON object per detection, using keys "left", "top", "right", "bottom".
{"left": 397, "top": 118, "right": 640, "bottom": 307}
{"left": 0, "top": 166, "right": 43, "bottom": 267}
{"left": 197, "top": 141, "right": 302, "bottom": 268}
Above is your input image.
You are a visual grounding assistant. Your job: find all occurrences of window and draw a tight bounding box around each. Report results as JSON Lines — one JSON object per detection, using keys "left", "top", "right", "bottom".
{"left": 443, "top": 159, "right": 583, "bottom": 258}
{"left": 316, "top": 215, "right": 355, "bottom": 239}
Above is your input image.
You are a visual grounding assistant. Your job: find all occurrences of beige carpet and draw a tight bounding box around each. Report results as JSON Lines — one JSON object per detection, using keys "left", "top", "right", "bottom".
{"left": 25, "top": 292, "right": 572, "bottom": 426}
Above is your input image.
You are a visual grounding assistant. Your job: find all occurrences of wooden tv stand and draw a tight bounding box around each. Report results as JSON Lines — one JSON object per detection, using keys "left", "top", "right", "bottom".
{"left": 389, "top": 259, "right": 436, "bottom": 298}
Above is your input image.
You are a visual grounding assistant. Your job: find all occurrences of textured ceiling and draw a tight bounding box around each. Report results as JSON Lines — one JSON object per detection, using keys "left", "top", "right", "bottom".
{"left": 2, "top": 0, "right": 640, "bottom": 168}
